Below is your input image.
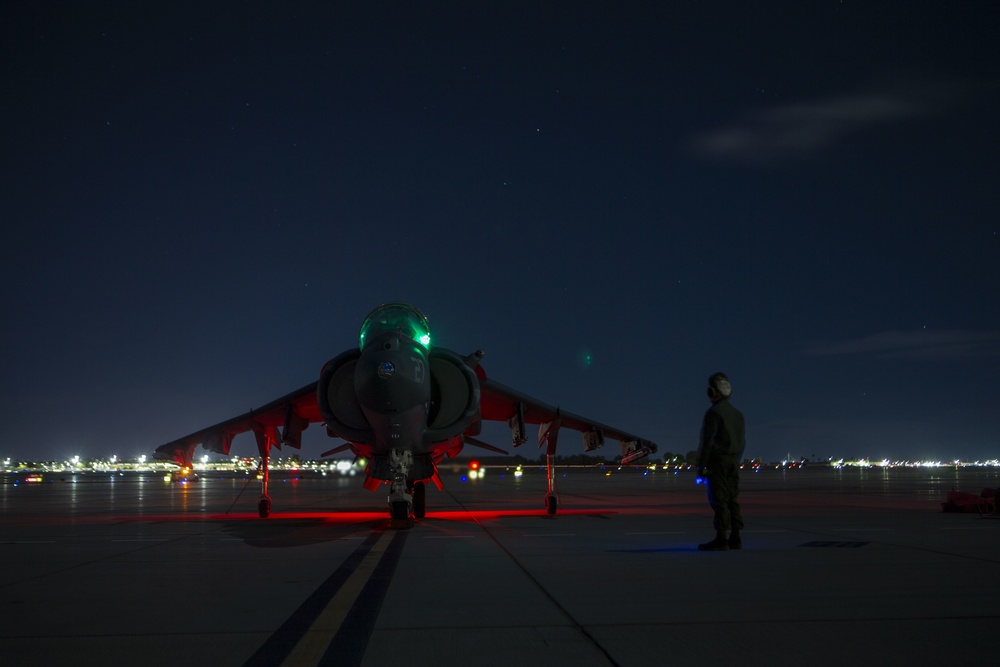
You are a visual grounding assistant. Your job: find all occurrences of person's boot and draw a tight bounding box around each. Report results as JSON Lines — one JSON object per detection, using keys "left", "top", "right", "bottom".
{"left": 728, "top": 530, "right": 742, "bottom": 550}
{"left": 698, "top": 532, "right": 729, "bottom": 551}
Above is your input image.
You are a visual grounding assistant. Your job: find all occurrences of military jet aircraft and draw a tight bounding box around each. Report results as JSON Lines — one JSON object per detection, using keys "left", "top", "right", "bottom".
{"left": 154, "top": 303, "right": 656, "bottom": 523}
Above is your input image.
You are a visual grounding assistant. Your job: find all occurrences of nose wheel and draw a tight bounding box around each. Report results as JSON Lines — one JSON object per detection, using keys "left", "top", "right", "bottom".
{"left": 258, "top": 496, "right": 272, "bottom": 518}
{"left": 390, "top": 499, "right": 409, "bottom": 521}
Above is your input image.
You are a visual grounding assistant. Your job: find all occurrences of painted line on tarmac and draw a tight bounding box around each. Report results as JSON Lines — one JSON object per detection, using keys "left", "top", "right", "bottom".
{"left": 112, "top": 538, "right": 169, "bottom": 542}
{"left": 831, "top": 528, "right": 891, "bottom": 532}
{"left": 242, "top": 528, "right": 408, "bottom": 667}
{"left": 743, "top": 529, "right": 786, "bottom": 533}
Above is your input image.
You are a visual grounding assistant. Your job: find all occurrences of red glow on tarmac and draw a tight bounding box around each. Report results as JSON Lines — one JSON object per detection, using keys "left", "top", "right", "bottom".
{"left": 420, "top": 508, "right": 620, "bottom": 522}
{"left": 0, "top": 504, "right": 691, "bottom": 528}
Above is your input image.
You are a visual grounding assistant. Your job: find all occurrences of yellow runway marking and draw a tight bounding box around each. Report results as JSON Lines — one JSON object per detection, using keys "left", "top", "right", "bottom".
{"left": 279, "top": 530, "right": 394, "bottom": 667}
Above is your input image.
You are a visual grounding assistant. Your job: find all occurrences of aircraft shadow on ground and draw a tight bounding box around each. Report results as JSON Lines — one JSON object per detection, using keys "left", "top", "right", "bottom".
{"left": 216, "top": 517, "right": 387, "bottom": 548}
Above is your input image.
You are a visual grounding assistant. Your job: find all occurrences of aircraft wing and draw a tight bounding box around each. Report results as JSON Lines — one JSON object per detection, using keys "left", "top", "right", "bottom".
{"left": 153, "top": 382, "right": 323, "bottom": 466}
{"left": 478, "top": 376, "right": 657, "bottom": 459}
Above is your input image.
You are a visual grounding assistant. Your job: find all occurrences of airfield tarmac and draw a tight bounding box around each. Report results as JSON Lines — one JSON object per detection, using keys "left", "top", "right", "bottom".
{"left": 1, "top": 465, "right": 998, "bottom": 667}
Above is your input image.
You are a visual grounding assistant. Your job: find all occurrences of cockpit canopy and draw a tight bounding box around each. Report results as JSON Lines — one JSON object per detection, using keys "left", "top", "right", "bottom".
{"left": 358, "top": 303, "right": 432, "bottom": 350}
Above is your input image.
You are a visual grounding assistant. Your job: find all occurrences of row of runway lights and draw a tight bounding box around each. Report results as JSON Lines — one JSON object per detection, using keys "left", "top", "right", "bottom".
{"left": 10, "top": 459, "right": 1000, "bottom": 486}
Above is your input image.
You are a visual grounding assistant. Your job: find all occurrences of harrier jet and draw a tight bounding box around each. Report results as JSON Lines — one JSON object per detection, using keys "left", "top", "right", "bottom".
{"left": 154, "top": 303, "right": 656, "bottom": 523}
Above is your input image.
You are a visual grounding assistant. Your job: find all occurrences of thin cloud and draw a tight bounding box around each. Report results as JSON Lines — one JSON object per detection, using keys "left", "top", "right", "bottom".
{"left": 689, "top": 82, "right": 960, "bottom": 163}
{"left": 804, "top": 330, "right": 1000, "bottom": 361}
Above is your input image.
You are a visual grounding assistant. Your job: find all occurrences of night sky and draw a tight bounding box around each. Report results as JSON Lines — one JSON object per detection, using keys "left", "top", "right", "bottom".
{"left": 2, "top": 2, "right": 998, "bottom": 464}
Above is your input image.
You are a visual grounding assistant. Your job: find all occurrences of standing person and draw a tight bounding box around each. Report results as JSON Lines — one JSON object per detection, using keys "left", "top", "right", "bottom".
{"left": 696, "top": 372, "right": 746, "bottom": 551}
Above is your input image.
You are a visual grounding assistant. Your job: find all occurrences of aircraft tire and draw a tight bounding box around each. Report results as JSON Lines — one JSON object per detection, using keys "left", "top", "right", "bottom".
{"left": 545, "top": 494, "right": 558, "bottom": 515}
{"left": 390, "top": 500, "right": 409, "bottom": 521}
{"left": 413, "top": 481, "right": 426, "bottom": 518}
{"left": 258, "top": 497, "right": 272, "bottom": 518}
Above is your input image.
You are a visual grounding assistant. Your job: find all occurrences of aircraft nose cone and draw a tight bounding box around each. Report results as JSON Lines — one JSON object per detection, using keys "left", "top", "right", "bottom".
{"left": 355, "top": 333, "right": 430, "bottom": 414}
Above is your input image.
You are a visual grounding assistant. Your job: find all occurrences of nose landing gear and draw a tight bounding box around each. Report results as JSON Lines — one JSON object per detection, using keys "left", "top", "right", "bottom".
{"left": 388, "top": 449, "right": 415, "bottom": 528}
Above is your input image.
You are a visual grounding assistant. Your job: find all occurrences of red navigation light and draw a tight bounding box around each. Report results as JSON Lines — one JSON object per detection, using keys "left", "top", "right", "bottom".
{"left": 469, "top": 461, "right": 480, "bottom": 471}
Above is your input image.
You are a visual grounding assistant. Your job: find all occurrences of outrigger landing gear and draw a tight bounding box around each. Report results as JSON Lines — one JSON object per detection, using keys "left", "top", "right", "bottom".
{"left": 249, "top": 423, "right": 280, "bottom": 519}
{"left": 258, "top": 446, "right": 272, "bottom": 518}
{"left": 538, "top": 418, "right": 562, "bottom": 515}
{"left": 545, "top": 450, "right": 559, "bottom": 515}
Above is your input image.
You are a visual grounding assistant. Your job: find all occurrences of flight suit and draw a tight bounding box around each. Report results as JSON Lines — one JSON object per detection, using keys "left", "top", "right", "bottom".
{"left": 697, "top": 398, "right": 746, "bottom": 534}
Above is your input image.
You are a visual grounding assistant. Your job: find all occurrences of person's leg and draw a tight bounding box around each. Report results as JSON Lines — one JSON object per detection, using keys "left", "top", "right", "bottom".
{"left": 699, "top": 470, "right": 732, "bottom": 551}
{"left": 728, "top": 467, "right": 743, "bottom": 548}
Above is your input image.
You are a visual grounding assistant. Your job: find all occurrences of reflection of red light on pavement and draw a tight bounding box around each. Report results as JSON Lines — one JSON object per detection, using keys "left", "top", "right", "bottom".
{"left": 422, "top": 508, "right": 621, "bottom": 522}
{"left": 0, "top": 504, "right": 695, "bottom": 528}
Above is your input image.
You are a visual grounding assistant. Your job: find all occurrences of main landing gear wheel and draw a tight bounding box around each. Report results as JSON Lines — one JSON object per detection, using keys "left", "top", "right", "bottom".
{"left": 412, "top": 481, "right": 426, "bottom": 518}
{"left": 258, "top": 496, "right": 272, "bottom": 518}
{"left": 545, "top": 494, "right": 558, "bottom": 515}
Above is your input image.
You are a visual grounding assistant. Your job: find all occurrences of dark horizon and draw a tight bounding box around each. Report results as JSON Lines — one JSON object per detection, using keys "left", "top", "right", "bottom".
{"left": 2, "top": 2, "right": 998, "bottom": 465}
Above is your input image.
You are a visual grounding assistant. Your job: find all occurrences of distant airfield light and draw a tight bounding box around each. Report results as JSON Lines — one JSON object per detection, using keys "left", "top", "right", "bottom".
{"left": 163, "top": 475, "right": 172, "bottom": 482}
